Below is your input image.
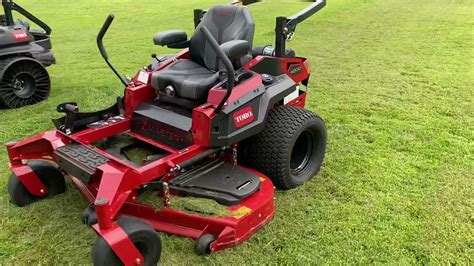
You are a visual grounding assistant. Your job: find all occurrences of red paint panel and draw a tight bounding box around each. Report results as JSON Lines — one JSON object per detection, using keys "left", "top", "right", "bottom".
{"left": 280, "top": 57, "right": 310, "bottom": 84}
{"left": 73, "top": 119, "right": 130, "bottom": 144}
{"left": 124, "top": 85, "right": 156, "bottom": 117}
{"left": 92, "top": 223, "right": 144, "bottom": 265}
{"left": 11, "top": 164, "right": 48, "bottom": 197}
{"left": 119, "top": 172, "right": 275, "bottom": 253}
{"left": 192, "top": 106, "right": 214, "bottom": 147}
{"left": 285, "top": 92, "right": 307, "bottom": 108}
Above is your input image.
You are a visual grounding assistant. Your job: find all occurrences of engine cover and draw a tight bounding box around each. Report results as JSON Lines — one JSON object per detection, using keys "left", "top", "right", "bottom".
{"left": 131, "top": 102, "right": 194, "bottom": 149}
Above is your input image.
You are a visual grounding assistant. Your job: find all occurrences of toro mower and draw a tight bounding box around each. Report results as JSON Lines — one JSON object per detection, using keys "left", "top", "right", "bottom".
{"left": 0, "top": 0, "right": 55, "bottom": 108}
{"left": 5, "top": 0, "right": 327, "bottom": 264}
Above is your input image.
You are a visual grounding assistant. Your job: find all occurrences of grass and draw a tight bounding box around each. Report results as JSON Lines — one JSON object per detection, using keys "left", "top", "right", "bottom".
{"left": 138, "top": 192, "right": 232, "bottom": 217}
{"left": 0, "top": 0, "right": 473, "bottom": 264}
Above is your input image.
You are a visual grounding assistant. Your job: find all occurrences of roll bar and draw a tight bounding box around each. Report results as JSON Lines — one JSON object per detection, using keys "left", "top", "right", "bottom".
{"left": 275, "top": 0, "right": 326, "bottom": 57}
{"left": 2, "top": 0, "right": 52, "bottom": 34}
{"left": 97, "top": 14, "right": 131, "bottom": 87}
{"left": 199, "top": 26, "right": 235, "bottom": 114}
{"left": 195, "top": 0, "right": 326, "bottom": 56}
{"left": 230, "top": 0, "right": 261, "bottom": 5}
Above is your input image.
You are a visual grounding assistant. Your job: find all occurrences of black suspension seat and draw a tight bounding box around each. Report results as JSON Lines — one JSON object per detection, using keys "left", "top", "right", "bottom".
{"left": 151, "top": 4, "right": 255, "bottom": 104}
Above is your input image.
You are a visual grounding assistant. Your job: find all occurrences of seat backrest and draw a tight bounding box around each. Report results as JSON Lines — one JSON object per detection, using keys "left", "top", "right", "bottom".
{"left": 190, "top": 4, "right": 255, "bottom": 71}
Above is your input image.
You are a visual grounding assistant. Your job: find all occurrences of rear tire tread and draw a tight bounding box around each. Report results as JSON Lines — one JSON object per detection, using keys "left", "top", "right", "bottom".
{"left": 239, "top": 106, "right": 327, "bottom": 190}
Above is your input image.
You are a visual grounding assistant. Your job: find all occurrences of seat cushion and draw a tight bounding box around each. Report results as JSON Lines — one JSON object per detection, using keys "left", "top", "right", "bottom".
{"left": 151, "top": 59, "right": 219, "bottom": 101}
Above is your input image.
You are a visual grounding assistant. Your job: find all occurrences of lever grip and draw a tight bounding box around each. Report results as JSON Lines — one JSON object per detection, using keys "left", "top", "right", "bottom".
{"left": 57, "top": 102, "right": 78, "bottom": 113}
{"left": 97, "top": 14, "right": 114, "bottom": 59}
{"left": 96, "top": 14, "right": 130, "bottom": 87}
{"left": 64, "top": 104, "right": 79, "bottom": 113}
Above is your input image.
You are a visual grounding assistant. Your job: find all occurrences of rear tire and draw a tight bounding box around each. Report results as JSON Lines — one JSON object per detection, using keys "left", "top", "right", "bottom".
{"left": 0, "top": 57, "right": 51, "bottom": 109}
{"left": 92, "top": 217, "right": 161, "bottom": 266}
{"left": 239, "top": 106, "right": 327, "bottom": 190}
{"left": 7, "top": 160, "right": 66, "bottom": 207}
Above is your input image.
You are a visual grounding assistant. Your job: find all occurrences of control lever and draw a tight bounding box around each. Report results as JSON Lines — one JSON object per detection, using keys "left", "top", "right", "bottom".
{"left": 148, "top": 54, "right": 171, "bottom": 71}
{"left": 151, "top": 53, "right": 169, "bottom": 62}
{"left": 57, "top": 102, "right": 79, "bottom": 134}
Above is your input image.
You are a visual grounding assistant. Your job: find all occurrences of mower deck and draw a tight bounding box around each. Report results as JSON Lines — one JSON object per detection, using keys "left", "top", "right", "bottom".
{"left": 7, "top": 118, "right": 275, "bottom": 255}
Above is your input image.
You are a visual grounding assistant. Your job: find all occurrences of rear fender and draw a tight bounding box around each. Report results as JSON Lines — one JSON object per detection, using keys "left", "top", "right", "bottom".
{"left": 0, "top": 42, "right": 55, "bottom": 66}
{"left": 208, "top": 74, "right": 297, "bottom": 147}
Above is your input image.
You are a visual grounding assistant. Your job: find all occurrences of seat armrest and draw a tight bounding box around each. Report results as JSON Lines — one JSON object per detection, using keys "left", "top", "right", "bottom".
{"left": 153, "top": 30, "right": 188, "bottom": 47}
{"left": 220, "top": 40, "right": 251, "bottom": 60}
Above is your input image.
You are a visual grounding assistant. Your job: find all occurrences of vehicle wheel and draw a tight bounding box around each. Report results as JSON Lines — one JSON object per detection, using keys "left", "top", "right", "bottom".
{"left": 82, "top": 206, "right": 98, "bottom": 226}
{"left": 195, "top": 234, "right": 216, "bottom": 256}
{"left": 7, "top": 160, "right": 66, "bottom": 207}
{"left": 239, "top": 106, "right": 327, "bottom": 190}
{"left": 92, "top": 217, "right": 161, "bottom": 266}
{"left": 0, "top": 57, "right": 51, "bottom": 109}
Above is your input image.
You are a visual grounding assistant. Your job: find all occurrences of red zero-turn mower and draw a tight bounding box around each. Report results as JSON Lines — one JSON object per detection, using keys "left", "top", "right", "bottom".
{"left": 0, "top": 0, "right": 55, "bottom": 108}
{"left": 5, "top": 0, "right": 327, "bottom": 264}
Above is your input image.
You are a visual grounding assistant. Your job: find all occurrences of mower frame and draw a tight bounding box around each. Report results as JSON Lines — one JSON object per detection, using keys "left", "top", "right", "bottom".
{"left": 5, "top": 0, "right": 326, "bottom": 264}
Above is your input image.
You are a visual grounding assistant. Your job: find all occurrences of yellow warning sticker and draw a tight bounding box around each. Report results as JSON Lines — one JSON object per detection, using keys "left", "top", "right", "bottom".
{"left": 259, "top": 177, "right": 265, "bottom": 182}
{"left": 232, "top": 206, "right": 252, "bottom": 219}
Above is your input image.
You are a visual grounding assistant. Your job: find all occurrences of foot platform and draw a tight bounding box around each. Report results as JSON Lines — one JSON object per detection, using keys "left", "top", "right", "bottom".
{"left": 54, "top": 144, "right": 109, "bottom": 183}
{"left": 169, "top": 160, "right": 260, "bottom": 206}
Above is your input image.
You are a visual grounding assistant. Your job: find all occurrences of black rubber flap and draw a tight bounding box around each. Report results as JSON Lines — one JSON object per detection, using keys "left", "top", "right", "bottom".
{"left": 169, "top": 160, "right": 260, "bottom": 206}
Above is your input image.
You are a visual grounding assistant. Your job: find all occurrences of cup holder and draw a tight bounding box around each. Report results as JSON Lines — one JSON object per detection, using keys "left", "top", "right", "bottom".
{"left": 235, "top": 71, "right": 253, "bottom": 84}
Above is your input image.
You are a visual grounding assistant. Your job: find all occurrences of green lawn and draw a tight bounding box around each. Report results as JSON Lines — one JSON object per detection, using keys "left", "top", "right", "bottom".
{"left": 0, "top": 0, "right": 472, "bottom": 264}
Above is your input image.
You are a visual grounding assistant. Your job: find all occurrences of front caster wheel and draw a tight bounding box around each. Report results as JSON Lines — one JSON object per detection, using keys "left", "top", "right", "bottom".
{"left": 82, "top": 206, "right": 98, "bottom": 226}
{"left": 92, "top": 217, "right": 161, "bottom": 266}
{"left": 195, "top": 234, "right": 216, "bottom": 256}
{"left": 7, "top": 160, "right": 66, "bottom": 207}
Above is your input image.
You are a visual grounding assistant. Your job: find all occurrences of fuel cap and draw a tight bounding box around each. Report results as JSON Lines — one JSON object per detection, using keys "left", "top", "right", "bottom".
{"left": 261, "top": 74, "right": 274, "bottom": 85}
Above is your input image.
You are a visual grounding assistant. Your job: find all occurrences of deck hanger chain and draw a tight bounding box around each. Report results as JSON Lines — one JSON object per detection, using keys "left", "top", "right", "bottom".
{"left": 162, "top": 182, "right": 171, "bottom": 207}
{"left": 232, "top": 145, "right": 238, "bottom": 166}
